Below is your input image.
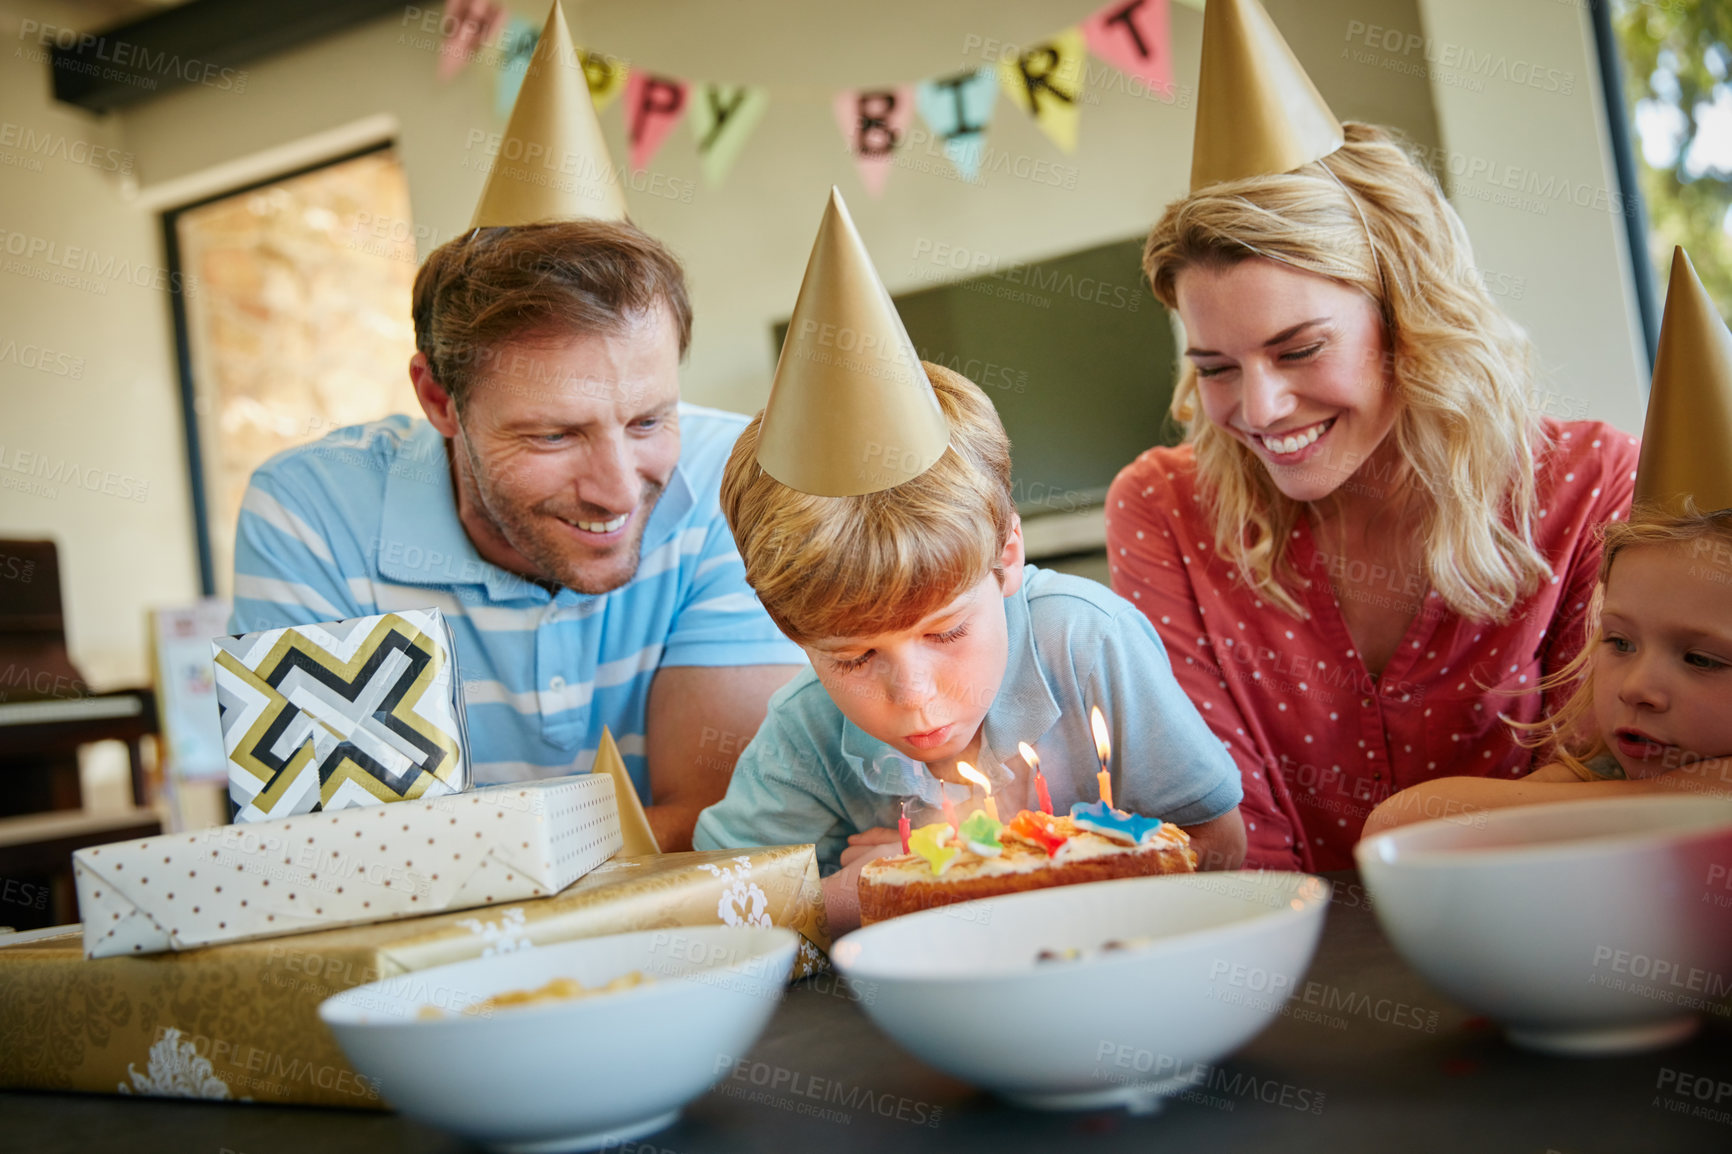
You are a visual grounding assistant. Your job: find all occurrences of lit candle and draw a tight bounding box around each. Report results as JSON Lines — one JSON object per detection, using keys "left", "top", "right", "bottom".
{"left": 957, "top": 761, "right": 998, "bottom": 823}
{"left": 1019, "top": 741, "right": 1053, "bottom": 816}
{"left": 899, "top": 798, "right": 911, "bottom": 854}
{"left": 1090, "top": 705, "right": 1114, "bottom": 810}
{"left": 940, "top": 784, "right": 958, "bottom": 831}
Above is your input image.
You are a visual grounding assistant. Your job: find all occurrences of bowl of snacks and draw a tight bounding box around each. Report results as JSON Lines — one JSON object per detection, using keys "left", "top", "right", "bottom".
{"left": 830, "top": 871, "right": 1328, "bottom": 1112}
{"left": 319, "top": 925, "right": 797, "bottom": 1151}
{"left": 1356, "top": 794, "right": 1732, "bottom": 1055}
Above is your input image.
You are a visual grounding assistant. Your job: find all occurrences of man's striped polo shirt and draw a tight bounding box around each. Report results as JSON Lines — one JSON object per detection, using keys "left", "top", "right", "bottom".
{"left": 229, "top": 406, "right": 804, "bottom": 798}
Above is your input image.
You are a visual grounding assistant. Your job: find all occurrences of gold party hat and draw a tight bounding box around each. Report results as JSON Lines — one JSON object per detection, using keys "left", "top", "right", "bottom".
{"left": 596, "top": 726, "right": 659, "bottom": 855}
{"left": 470, "top": 2, "right": 627, "bottom": 227}
{"left": 756, "top": 188, "right": 950, "bottom": 496}
{"left": 1635, "top": 248, "right": 1732, "bottom": 513}
{"left": 1190, "top": 0, "right": 1345, "bottom": 191}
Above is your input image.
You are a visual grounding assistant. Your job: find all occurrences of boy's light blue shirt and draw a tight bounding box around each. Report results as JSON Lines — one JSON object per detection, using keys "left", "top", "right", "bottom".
{"left": 229, "top": 407, "right": 805, "bottom": 799}
{"left": 693, "top": 565, "right": 1241, "bottom": 873}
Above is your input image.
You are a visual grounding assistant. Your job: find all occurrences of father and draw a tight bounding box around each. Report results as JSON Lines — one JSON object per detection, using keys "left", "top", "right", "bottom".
{"left": 229, "top": 5, "right": 802, "bottom": 849}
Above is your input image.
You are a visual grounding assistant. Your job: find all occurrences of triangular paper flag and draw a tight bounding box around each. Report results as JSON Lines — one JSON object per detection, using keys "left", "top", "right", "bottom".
{"left": 578, "top": 47, "right": 629, "bottom": 111}
{"left": 624, "top": 70, "right": 690, "bottom": 172}
{"left": 916, "top": 68, "right": 998, "bottom": 182}
{"left": 1083, "top": 0, "right": 1173, "bottom": 98}
{"left": 1190, "top": 0, "right": 1344, "bottom": 191}
{"left": 1635, "top": 248, "right": 1732, "bottom": 513}
{"left": 833, "top": 86, "right": 915, "bottom": 198}
{"left": 596, "top": 726, "right": 659, "bottom": 855}
{"left": 438, "top": 0, "right": 507, "bottom": 83}
{"left": 757, "top": 188, "right": 950, "bottom": 496}
{"left": 689, "top": 83, "right": 770, "bottom": 187}
{"left": 471, "top": 3, "right": 627, "bottom": 226}
{"left": 491, "top": 15, "right": 541, "bottom": 120}
{"left": 997, "top": 27, "right": 1087, "bottom": 154}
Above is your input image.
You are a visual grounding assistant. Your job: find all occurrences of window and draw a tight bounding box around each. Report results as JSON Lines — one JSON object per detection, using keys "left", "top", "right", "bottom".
{"left": 165, "top": 146, "right": 422, "bottom": 595}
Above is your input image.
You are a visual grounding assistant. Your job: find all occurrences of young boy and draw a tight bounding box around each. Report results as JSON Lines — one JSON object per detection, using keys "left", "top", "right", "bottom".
{"left": 693, "top": 362, "right": 1245, "bottom": 931}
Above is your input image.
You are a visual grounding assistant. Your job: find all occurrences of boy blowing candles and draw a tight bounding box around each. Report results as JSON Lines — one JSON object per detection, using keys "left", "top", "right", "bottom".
{"left": 694, "top": 190, "right": 1244, "bottom": 932}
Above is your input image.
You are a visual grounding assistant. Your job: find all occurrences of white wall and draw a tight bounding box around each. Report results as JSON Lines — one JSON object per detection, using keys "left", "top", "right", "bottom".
{"left": 1, "top": 0, "right": 1641, "bottom": 690}
{"left": 0, "top": 0, "right": 199, "bottom": 688}
{"left": 1415, "top": 0, "right": 1648, "bottom": 432}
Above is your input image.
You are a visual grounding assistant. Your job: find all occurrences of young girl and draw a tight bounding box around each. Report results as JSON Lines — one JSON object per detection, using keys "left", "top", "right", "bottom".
{"left": 1362, "top": 504, "right": 1732, "bottom": 837}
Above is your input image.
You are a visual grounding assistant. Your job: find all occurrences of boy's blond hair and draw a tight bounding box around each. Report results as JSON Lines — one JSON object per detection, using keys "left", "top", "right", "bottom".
{"left": 722, "top": 362, "right": 1014, "bottom": 645}
{"left": 1516, "top": 502, "right": 1732, "bottom": 775}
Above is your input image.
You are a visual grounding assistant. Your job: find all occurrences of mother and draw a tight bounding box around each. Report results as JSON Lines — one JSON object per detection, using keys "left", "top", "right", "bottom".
{"left": 1105, "top": 0, "right": 1638, "bottom": 871}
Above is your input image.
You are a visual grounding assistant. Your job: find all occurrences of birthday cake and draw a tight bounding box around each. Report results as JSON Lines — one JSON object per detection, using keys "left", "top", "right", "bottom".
{"left": 856, "top": 802, "right": 1195, "bottom": 925}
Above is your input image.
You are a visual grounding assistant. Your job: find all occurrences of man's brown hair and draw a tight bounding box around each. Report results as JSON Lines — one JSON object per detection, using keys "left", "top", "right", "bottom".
{"left": 411, "top": 220, "right": 693, "bottom": 408}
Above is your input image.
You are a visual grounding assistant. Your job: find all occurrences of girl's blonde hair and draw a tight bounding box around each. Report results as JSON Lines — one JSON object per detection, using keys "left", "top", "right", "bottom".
{"left": 721, "top": 363, "right": 1015, "bottom": 645}
{"left": 1143, "top": 122, "right": 1551, "bottom": 620}
{"left": 1519, "top": 503, "right": 1732, "bottom": 776}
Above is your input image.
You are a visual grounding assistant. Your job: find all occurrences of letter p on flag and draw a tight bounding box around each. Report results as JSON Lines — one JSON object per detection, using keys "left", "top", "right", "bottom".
{"left": 624, "top": 70, "right": 688, "bottom": 172}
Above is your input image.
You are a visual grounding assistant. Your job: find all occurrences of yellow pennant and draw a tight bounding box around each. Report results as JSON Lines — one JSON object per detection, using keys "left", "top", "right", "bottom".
{"left": 578, "top": 46, "right": 629, "bottom": 111}
{"left": 997, "top": 26, "right": 1086, "bottom": 153}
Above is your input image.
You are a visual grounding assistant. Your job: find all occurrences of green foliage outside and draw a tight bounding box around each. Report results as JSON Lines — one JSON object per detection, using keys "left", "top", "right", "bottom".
{"left": 1614, "top": 0, "right": 1732, "bottom": 319}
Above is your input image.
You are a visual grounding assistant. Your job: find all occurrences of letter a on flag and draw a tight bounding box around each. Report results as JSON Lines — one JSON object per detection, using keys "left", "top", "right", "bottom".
{"left": 998, "top": 27, "right": 1086, "bottom": 153}
{"left": 690, "top": 83, "right": 769, "bottom": 186}
{"left": 916, "top": 67, "right": 997, "bottom": 182}
{"left": 624, "top": 70, "right": 689, "bottom": 171}
{"left": 833, "top": 86, "right": 914, "bottom": 197}
{"left": 578, "top": 47, "right": 630, "bottom": 111}
{"left": 1083, "top": 0, "right": 1173, "bottom": 97}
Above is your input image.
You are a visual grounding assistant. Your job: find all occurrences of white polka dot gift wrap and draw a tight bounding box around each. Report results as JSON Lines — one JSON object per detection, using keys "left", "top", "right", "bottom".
{"left": 72, "top": 774, "right": 623, "bottom": 959}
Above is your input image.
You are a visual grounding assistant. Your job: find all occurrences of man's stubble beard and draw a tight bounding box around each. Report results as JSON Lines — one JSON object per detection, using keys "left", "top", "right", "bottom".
{"left": 458, "top": 433, "right": 664, "bottom": 596}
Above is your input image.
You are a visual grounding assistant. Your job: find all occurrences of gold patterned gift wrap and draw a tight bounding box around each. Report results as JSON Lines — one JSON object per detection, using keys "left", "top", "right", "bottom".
{"left": 0, "top": 845, "right": 828, "bottom": 1108}
{"left": 213, "top": 608, "right": 471, "bottom": 822}
{"left": 74, "top": 775, "right": 622, "bottom": 959}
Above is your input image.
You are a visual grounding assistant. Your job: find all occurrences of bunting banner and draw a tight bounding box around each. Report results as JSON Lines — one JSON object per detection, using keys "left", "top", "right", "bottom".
{"left": 624, "top": 69, "right": 691, "bottom": 172}
{"left": 462, "top": 0, "right": 1173, "bottom": 194}
{"left": 916, "top": 67, "right": 999, "bottom": 182}
{"left": 833, "top": 86, "right": 915, "bottom": 197}
{"left": 689, "top": 83, "right": 770, "bottom": 186}
{"left": 1083, "top": 0, "right": 1174, "bottom": 98}
{"left": 493, "top": 15, "right": 540, "bottom": 120}
{"left": 580, "top": 47, "right": 630, "bottom": 112}
{"left": 997, "top": 26, "right": 1088, "bottom": 154}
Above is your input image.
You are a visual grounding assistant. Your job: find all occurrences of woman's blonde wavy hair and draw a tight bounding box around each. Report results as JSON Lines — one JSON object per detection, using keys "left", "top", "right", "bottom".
{"left": 1515, "top": 503, "right": 1732, "bottom": 777}
{"left": 1144, "top": 122, "right": 1551, "bottom": 621}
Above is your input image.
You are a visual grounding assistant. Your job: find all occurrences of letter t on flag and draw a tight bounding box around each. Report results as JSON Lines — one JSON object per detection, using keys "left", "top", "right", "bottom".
{"left": 833, "top": 86, "right": 914, "bottom": 197}
{"left": 624, "top": 70, "right": 689, "bottom": 172}
{"left": 1083, "top": 0, "right": 1174, "bottom": 97}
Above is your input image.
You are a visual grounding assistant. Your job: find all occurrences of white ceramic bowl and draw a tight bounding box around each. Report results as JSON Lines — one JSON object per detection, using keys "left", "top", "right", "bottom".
{"left": 1357, "top": 794, "right": 1732, "bottom": 1056}
{"left": 319, "top": 926, "right": 796, "bottom": 1152}
{"left": 830, "top": 871, "right": 1329, "bottom": 1112}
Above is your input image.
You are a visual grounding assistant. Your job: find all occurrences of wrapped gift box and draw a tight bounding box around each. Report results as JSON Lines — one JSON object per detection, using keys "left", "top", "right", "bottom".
{"left": 75, "top": 774, "right": 621, "bottom": 958}
{"left": 0, "top": 846, "right": 826, "bottom": 1108}
{"left": 213, "top": 608, "right": 471, "bottom": 822}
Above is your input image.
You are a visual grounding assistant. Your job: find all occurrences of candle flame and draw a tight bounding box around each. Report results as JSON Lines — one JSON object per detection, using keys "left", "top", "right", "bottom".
{"left": 956, "top": 761, "right": 991, "bottom": 795}
{"left": 1090, "top": 706, "right": 1111, "bottom": 765}
{"left": 1018, "top": 741, "right": 1041, "bottom": 774}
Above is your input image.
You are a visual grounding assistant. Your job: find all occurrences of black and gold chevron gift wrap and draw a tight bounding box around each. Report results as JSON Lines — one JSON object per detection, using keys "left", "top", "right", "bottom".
{"left": 212, "top": 608, "right": 471, "bottom": 821}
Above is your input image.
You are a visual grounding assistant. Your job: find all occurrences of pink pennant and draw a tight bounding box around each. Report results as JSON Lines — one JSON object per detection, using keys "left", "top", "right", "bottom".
{"left": 832, "top": 86, "right": 915, "bottom": 198}
{"left": 1082, "top": 0, "right": 1172, "bottom": 97}
{"left": 624, "top": 70, "right": 689, "bottom": 172}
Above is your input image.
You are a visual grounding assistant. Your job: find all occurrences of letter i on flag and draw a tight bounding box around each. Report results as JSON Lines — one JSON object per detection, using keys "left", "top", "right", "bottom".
{"left": 915, "top": 67, "right": 997, "bottom": 182}
{"left": 624, "top": 70, "right": 689, "bottom": 171}
{"left": 833, "top": 86, "right": 914, "bottom": 197}
{"left": 1083, "top": 0, "right": 1174, "bottom": 97}
{"left": 998, "top": 26, "right": 1087, "bottom": 153}
{"left": 689, "top": 83, "right": 770, "bottom": 186}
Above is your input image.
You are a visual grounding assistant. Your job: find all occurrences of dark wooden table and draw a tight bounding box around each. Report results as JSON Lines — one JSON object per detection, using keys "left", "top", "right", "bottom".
{"left": 4, "top": 873, "right": 1731, "bottom": 1152}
